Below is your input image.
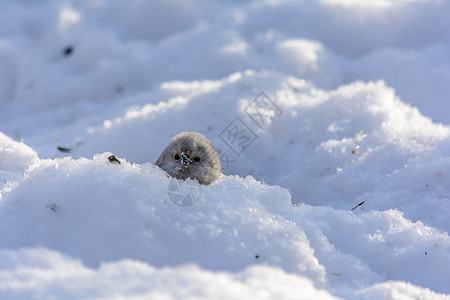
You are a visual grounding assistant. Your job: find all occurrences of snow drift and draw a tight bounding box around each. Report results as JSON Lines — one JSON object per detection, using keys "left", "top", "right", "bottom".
{"left": 1, "top": 0, "right": 450, "bottom": 299}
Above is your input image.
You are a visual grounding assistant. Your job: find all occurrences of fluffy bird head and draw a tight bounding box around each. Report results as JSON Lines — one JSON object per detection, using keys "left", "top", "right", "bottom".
{"left": 155, "top": 132, "right": 223, "bottom": 185}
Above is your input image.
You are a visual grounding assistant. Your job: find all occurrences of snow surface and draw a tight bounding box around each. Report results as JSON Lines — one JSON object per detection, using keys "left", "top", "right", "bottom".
{"left": 1, "top": 0, "right": 450, "bottom": 299}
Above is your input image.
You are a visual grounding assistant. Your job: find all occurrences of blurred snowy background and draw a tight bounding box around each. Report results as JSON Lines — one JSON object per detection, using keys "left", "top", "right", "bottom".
{"left": 1, "top": 0, "right": 450, "bottom": 299}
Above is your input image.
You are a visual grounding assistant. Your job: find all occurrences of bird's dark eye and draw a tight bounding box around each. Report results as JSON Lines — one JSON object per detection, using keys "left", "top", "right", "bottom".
{"left": 193, "top": 156, "right": 200, "bottom": 162}
{"left": 174, "top": 154, "right": 180, "bottom": 160}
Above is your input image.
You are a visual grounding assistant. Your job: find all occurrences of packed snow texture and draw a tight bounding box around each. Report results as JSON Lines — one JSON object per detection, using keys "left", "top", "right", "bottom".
{"left": 1, "top": 0, "right": 450, "bottom": 299}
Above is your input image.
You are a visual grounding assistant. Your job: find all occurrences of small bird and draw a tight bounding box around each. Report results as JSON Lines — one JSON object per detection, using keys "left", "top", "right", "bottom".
{"left": 156, "top": 132, "right": 224, "bottom": 185}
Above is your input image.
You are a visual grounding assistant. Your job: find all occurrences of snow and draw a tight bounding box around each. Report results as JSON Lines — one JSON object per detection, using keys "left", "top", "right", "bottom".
{"left": 1, "top": 0, "right": 450, "bottom": 299}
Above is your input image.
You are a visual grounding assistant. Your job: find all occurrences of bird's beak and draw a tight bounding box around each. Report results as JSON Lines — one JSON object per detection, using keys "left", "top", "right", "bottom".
{"left": 180, "top": 152, "right": 192, "bottom": 165}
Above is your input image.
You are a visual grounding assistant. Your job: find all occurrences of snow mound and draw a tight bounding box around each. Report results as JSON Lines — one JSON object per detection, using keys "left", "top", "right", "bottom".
{"left": 0, "top": 248, "right": 447, "bottom": 299}
{"left": 0, "top": 132, "right": 40, "bottom": 194}
{"left": 0, "top": 132, "right": 39, "bottom": 173}
{"left": 0, "top": 248, "right": 338, "bottom": 300}
{"left": 0, "top": 153, "right": 325, "bottom": 284}
{"left": 293, "top": 206, "right": 450, "bottom": 295}
{"left": 354, "top": 281, "right": 449, "bottom": 300}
